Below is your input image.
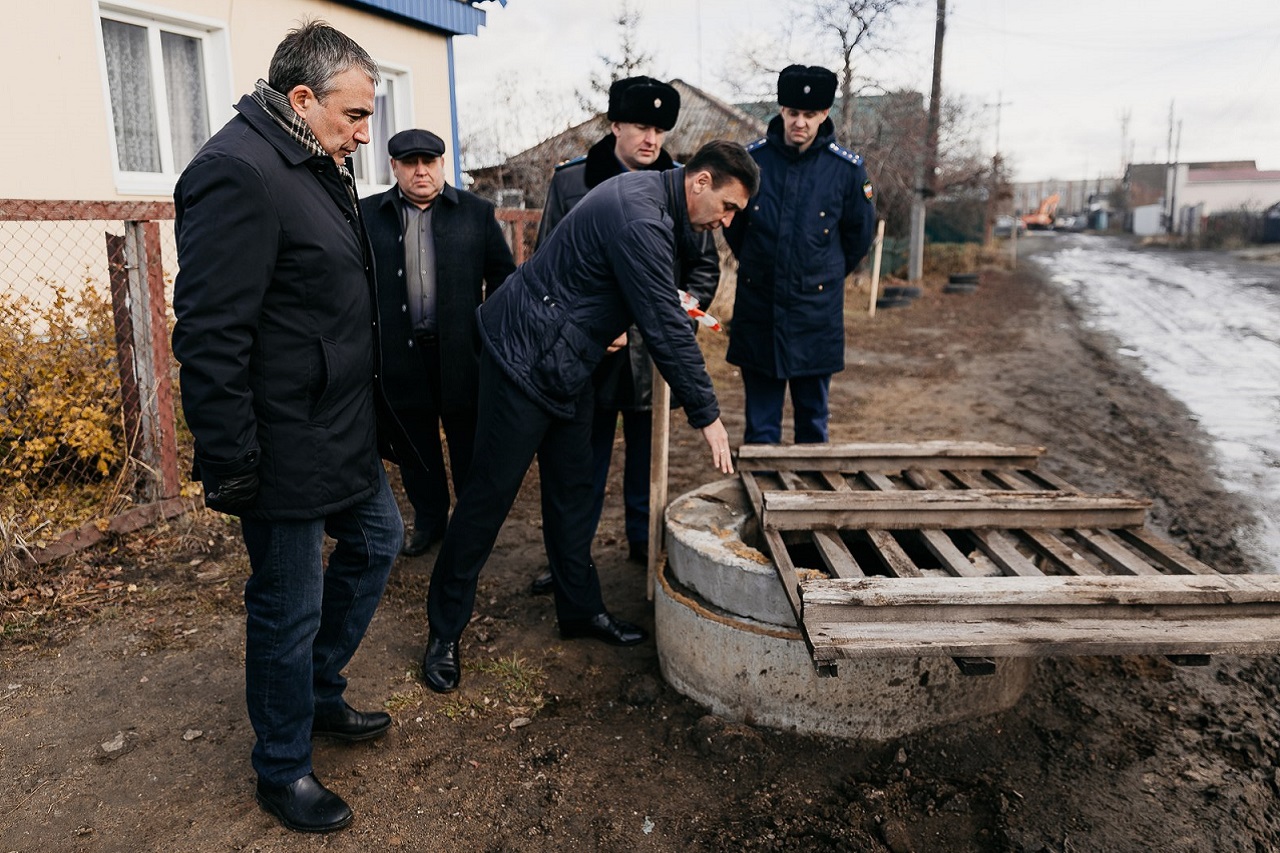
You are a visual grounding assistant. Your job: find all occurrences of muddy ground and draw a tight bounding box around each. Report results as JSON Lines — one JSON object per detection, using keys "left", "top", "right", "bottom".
{"left": 5, "top": 252, "right": 1280, "bottom": 852}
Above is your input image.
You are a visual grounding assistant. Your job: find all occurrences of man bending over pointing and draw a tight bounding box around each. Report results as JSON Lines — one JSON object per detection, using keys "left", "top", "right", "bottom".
{"left": 420, "top": 140, "right": 759, "bottom": 693}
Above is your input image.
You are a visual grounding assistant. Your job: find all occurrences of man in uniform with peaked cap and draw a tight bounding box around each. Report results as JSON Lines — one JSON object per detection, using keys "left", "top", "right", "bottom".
{"left": 527, "top": 76, "right": 721, "bottom": 595}
{"left": 724, "top": 64, "right": 876, "bottom": 445}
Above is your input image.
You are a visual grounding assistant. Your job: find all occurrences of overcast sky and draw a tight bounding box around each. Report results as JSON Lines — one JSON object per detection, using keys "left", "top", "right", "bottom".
{"left": 455, "top": 0, "right": 1280, "bottom": 183}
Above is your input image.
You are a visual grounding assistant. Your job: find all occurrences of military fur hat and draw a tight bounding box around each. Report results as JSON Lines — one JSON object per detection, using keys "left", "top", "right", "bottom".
{"left": 607, "top": 76, "right": 681, "bottom": 131}
{"left": 777, "top": 65, "right": 837, "bottom": 111}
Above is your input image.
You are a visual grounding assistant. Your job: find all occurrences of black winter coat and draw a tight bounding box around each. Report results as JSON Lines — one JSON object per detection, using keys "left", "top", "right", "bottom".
{"left": 361, "top": 184, "right": 515, "bottom": 416}
{"left": 480, "top": 168, "right": 720, "bottom": 429}
{"left": 725, "top": 116, "right": 876, "bottom": 378}
{"left": 172, "top": 95, "right": 403, "bottom": 520}
{"left": 538, "top": 134, "right": 720, "bottom": 411}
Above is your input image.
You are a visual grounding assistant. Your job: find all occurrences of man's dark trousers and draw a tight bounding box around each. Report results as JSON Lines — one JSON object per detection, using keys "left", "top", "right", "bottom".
{"left": 741, "top": 368, "right": 832, "bottom": 444}
{"left": 427, "top": 350, "right": 607, "bottom": 641}
{"left": 239, "top": 470, "right": 402, "bottom": 786}
{"left": 589, "top": 407, "right": 651, "bottom": 546}
{"left": 397, "top": 336, "right": 478, "bottom": 538}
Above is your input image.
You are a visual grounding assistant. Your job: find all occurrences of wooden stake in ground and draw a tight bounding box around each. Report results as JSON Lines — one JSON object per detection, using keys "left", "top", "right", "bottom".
{"left": 867, "top": 219, "right": 886, "bottom": 317}
{"left": 647, "top": 370, "right": 671, "bottom": 600}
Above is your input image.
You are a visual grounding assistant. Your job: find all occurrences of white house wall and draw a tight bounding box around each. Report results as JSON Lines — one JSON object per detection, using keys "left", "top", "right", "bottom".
{"left": 1173, "top": 164, "right": 1280, "bottom": 217}
{"left": 1, "top": 0, "right": 454, "bottom": 201}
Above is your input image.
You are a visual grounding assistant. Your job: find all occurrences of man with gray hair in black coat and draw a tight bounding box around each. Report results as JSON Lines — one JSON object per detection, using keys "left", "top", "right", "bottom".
{"left": 172, "top": 21, "right": 411, "bottom": 834}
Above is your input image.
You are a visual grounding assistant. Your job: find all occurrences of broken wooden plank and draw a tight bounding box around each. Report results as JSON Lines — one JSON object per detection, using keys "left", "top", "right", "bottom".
{"left": 860, "top": 470, "right": 985, "bottom": 578}
{"left": 806, "top": 615, "right": 1280, "bottom": 661}
{"left": 983, "top": 468, "right": 1046, "bottom": 491}
{"left": 1071, "top": 529, "right": 1163, "bottom": 576}
{"left": 1115, "top": 528, "right": 1217, "bottom": 576}
{"left": 967, "top": 529, "right": 1045, "bottom": 577}
{"left": 811, "top": 530, "right": 866, "bottom": 578}
{"left": 1166, "top": 654, "right": 1211, "bottom": 666}
{"left": 953, "top": 657, "right": 997, "bottom": 676}
{"left": 738, "top": 441, "right": 1045, "bottom": 473}
{"left": 1020, "top": 529, "right": 1105, "bottom": 576}
{"left": 1020, "top": 467, "right": 1079, "bottom": 492}
{"left": 760, "top": 490, "right": 1151, "bottom": 532}
{"left": 819, "top": 470, "right": 853, "bottom": 492}
{"left": 865, "top": 530, "right": 924, "bottom": 577}
{"left": 800, "top": 573, "right": 1280, "bottom": 608}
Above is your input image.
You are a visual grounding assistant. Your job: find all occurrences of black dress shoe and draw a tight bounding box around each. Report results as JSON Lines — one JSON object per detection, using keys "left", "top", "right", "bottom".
{"left": 401, "top": 525, "right": 444, "bottom": 557}
{"left": 256, "top": 773, "right": 352, "bottom": 833}
{"left": 559, "top": 611, "right": 648, "bottom": 646}
{"left": 530, "top": 569, "right": 553, "bottom": 596}
{"left": 312, "top": 700, "right": 391, "bottom": 742}
{"left": 421, "top": 635, "right": 460, "bottom": 693}
{"left": 628, "top": 540, "right": 649, "bottom": 565}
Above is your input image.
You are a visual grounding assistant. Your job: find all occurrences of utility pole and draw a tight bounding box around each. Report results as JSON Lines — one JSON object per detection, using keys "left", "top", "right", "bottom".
{"left": 983, "top": 92, "right": 1011, "bottom": 245}
{"left": 1165, "top": 100, "right": 1175, "bottom": 234}
{"left": 1119, "top": 109, "right": 1131, "bottom": 176}
{"left": 909, "top": 0, "right": 945, "bottom": 282}
{"left": 1170, "top": 119, "right": 1182, "bottom": 234}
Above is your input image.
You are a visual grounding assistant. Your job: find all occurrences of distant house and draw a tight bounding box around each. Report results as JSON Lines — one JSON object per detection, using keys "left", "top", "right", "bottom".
{"left": 1123, "top": 161, "right": 1280, "bottom": 235}
{"left": 466, "top": 79, "right": 766, "bottom": 209}
{"left": 4, "top": 0, "right": 495, "bottom": 201}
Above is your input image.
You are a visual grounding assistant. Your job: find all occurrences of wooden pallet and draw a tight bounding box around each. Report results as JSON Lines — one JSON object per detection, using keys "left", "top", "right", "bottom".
{"left": 738, "top": 442, "right": 1280, "bottom": 675}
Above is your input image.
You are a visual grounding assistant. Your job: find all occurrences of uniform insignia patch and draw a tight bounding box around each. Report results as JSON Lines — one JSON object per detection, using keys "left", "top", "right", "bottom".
{"left": 863, "top": 181, "right": 874, "bottom": 200}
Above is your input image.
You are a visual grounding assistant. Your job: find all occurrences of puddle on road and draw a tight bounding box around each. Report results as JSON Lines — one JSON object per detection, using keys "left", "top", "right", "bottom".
{"left": 1035, "top": 236, "right": 1280, "bottom": 571}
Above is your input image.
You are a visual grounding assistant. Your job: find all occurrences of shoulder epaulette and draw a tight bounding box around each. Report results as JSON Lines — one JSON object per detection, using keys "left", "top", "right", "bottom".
{"left": 745, "top": 137, "right": 767, "bottom": 153}
{"left": 824, "top": 142, "right": 863, "bottom": 166}
{"left": 554, "top": 154, "right": 587, "bottom": 171}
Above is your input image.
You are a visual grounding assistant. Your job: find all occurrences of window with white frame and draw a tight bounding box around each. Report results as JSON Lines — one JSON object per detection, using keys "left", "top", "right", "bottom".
{"left": 353, "top": 66, "right": 412, "bottom": 192}
{"left": 98, "top": 5, "right": 228, "bottom": 192}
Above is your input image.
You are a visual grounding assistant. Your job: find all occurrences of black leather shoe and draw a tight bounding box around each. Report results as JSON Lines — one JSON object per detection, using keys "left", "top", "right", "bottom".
{"left": 312, "top": 700, "right": 391, "bottom": 742}
{"left": 256, "top": 773, "right": 352, "bottom": 833}
{"left": 628, "top": 540, "right": 649, "bottom": 565}
{"left": 559, "top": 612, "right": 648, "bottom": 646}
{"left": 421, "top": 635, "right": 460, "bottom": 693}
{"left": 530, "top": 569, "right": 553, "bottom": 596}
{"left": 401, "top": 525, "right": 444, "bottom": 557}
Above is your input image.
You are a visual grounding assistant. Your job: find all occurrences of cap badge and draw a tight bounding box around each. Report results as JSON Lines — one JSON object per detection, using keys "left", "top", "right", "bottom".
{"left": 804, "top": 85, "right": 812, "bottom": 94}
{"left": 654, "top": 98, "right": 662, "bottom": 108}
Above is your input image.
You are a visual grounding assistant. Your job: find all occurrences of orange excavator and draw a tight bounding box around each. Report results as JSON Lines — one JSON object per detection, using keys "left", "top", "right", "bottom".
{"left": 1021, "top": 193, "right": 1060, "bottom": 230}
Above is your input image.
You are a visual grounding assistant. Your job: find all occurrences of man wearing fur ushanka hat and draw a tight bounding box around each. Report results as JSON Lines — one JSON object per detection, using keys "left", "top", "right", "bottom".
{"left": 724, "top": 64, "right": 876, "bottom": 445}
{"left": 527, "top": 76, "right": 720, "bottom": 597}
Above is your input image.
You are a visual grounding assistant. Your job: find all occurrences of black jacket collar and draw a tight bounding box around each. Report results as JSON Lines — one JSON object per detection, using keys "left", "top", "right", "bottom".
{"left": 235, "top": 95, "right": 337, "bottom": 169}
{"left": 663, "top": 167, "right": 700, "bottom": 260}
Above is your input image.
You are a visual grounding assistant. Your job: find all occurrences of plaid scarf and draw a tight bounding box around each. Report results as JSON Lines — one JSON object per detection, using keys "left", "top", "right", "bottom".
{"left": 252, "top": 79, "right": 359, "bottom": 208}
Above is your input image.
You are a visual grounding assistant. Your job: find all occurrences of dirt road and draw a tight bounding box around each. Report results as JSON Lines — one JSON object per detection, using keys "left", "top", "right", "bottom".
{"left": 3, "top": 256, "right": 1279, "bottom": 852}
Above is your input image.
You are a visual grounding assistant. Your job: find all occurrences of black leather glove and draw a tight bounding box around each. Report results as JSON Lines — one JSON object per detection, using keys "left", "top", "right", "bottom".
{"left": 198, "top": 450, "right": 260, "bottom": 514}
{"left": 205, "top": 468, "right": 259, "bottom": 513}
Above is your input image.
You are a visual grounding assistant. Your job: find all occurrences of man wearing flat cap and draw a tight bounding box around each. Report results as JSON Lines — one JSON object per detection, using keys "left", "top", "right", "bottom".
{"left": 361, "top": 129, "right": 516, "bottom": 557}
{"left": 725, "top": 64, "right": 876, "bottom": 445}
{"left": 527, "top": 76, "right": 720, "bottom": 595}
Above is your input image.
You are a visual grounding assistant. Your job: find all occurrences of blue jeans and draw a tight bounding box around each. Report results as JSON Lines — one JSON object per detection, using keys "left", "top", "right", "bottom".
{"left": 741, "top": 368, "right": 832, "bottom": 444}
{"left": 239, "top": 469, "right": 402, "bottom": 786}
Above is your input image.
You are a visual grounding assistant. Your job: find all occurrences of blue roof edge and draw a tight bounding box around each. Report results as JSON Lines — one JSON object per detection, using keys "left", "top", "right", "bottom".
{"left": 334, "top": 0, "right": 493, "bottom": 36}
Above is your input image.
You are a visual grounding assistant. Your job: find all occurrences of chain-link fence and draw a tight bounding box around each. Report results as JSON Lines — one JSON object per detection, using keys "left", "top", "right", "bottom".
{"left": 0, "top": 200, "right": 189, "bottom": 572}
{"left": 1, "top": 200, "right": 539, "bottom": 574}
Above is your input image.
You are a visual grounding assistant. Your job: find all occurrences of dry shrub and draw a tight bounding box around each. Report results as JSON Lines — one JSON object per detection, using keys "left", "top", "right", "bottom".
{"left": 0, "top": 280, "right": 125, "bottom": 572}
